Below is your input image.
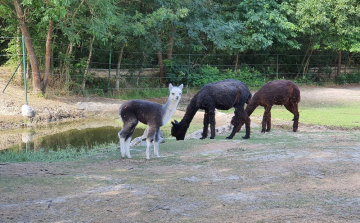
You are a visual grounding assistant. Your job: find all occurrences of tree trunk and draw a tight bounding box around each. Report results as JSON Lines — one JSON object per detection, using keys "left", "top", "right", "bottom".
{"left": 14, "top": 0, "right": 42, "bottom": 93}
{"left": 302, "top": 48, "right": 313, "bottom": 77}
{"left": 167, "top": 23, "right": 175, "bottom": 60}
{"left": 234, "top": 54, "right": 239, "bottom": 72}
{"left": 17, "top": 26, "right": 23, "bottom": 78}
{"left": 115, "top": 42, "right": 125, "bottom": 90}
{"left": 336, "top": 50, "right": 342, "bottom": 79}
{"left": 82, "top": 35, "right": 95, "bottom": 91}
{"left": 157, "top": 50, "right": 164, "bottom": 83}
{"left": 64, "top": 42, "right": 73, "bottom": 84}
{"left": 296, "top": 42, "right": 312, "bottom": 78}
{"left": 43, "top": 20, "right": 53, "bottom": 93}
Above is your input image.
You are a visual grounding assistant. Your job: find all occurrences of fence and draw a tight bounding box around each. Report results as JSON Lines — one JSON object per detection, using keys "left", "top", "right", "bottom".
{"left": 1, "top": 36, "right": 360, "bottom": 99}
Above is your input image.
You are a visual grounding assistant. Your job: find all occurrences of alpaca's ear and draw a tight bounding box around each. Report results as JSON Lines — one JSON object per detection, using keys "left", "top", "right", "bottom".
{"left": 179, "top": 84, "right": 184, "bottom": 90}
{"left": 169, "top": 83, "right": 173, "bottom": 90}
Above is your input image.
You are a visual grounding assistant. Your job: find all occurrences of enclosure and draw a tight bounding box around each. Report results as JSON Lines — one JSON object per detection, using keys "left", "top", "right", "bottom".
{"left": 1, "top": 83, "right": 360, "bottom": 222}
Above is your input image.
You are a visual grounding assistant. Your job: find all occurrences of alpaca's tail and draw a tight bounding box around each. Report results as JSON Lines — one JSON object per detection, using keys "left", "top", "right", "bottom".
{"left": 233, "top": 90, "right": 241, "bottom": 106}
{"left": 246, "top": 92, "right": 252, "bottom": 104}
{"left": 119, "top": 104, "right": 124, "bottom": 123}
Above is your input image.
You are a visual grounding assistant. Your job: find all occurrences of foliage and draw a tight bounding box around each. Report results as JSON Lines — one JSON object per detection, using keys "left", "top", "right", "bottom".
{"left": 334, "top": 71, "right": 360, "bottom": 84}
{"left": 188, "top": 64, "right": 269, "bottom": 87}
{"left": 164, "top": 58, "right": 189, "bottom": 86}
{"left": 1, "top": 0, "right": 360, "bottom": 95}
{"left": 112, "top": 87, "right": 170, "bottom": 100}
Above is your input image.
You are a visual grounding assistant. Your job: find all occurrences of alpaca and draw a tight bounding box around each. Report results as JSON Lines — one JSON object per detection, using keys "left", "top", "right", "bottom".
{"left": 231, "top": 79, "right": 300, "bottom": 133}
{"left": 171, "top": 79, "right": 251, "bottom": 140}
{"left": 118, "top": 83, "right": 183, "bottom": 160}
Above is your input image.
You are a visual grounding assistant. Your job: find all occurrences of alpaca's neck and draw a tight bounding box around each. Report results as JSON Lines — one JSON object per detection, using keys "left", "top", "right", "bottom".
{"left": 162, "top": 96, "right": 180, "bottom": 126}
{"left": 245, "top": 99, "right": 258, "bottom": 116}
{"left": 179, "top": 98, "right": 199, "bottom": 127}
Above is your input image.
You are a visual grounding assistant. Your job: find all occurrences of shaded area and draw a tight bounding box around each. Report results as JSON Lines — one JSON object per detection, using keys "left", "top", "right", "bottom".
{"left": 3, "top": 126, "right": 144, "bottom": 152}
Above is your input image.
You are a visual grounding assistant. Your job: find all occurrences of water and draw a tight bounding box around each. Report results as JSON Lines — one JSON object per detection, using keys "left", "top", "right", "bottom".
{"left": 4, "top": 126, "right": 145, "bottom": 152}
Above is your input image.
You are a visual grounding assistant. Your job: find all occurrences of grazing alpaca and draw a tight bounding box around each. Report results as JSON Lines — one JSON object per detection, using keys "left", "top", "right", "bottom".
{"left": 232, "top": 79, "right": 300, "bottom": 133}
{"left": 118, "top": 83, "right": 183, "bottom": 160}
{"left": 171, "top": 79, "right": 251, "bottom": 140}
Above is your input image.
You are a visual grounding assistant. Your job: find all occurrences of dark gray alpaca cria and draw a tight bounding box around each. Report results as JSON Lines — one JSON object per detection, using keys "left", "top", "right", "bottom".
{"left": 118, "top": 83, "right": 183, "bottom": 160}
{"left": 171, "top": 79, "right": 251, "bottom": 140}
{"left": 232, "top": 79, "right": 300, "bottom": 133}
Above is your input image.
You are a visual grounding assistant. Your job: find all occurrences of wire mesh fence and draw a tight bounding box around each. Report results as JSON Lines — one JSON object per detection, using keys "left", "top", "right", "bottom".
{"left": 1, "top": 36, "right": 360, "bottom": 98}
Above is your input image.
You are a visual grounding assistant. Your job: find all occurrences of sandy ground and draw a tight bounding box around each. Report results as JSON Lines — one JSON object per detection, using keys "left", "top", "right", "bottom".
{"left": 1, "top": 77, "right": 360, "bottom": 222}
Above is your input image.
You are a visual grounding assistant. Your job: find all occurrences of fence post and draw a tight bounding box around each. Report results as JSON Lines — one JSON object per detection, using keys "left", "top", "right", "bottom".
{"left": 276, "top": 54, "right": 279, "bottom": 79}
{"left": 107, "top": 48, "right": 112, "bottom": 98}
{"left": 22, "top": 35, "right": 28, "bottom": 105}
{"left": 187, "top": 53, "right": 190, "bottom": 94}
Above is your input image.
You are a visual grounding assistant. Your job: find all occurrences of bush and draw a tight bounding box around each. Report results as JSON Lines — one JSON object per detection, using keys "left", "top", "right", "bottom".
{"left": 189, "top": 64, "right": 269, "bottom": 87}
{"left": 334, "top": 71, "right": 360, "bottom": 84}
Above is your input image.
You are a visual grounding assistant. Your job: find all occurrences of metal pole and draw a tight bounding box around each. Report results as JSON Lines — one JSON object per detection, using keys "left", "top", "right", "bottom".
{"left": 2, "top": 58, "right": 23, "bottom": 93}
{"left": 107, "top": 48, "right": 112, "bottom": 98}
{"left": 187, "top": 53, "right": 190, "bottom": 94}
{"left": 276, "top": 54, "right": 279, "bottom": 79}
{"left": 22, "top": 35, "right": 28, "bottom": 105}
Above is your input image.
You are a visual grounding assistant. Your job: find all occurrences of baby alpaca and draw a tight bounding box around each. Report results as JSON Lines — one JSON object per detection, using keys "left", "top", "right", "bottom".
{"left": 118, "top": 83, "right": 183, "bottom": 160}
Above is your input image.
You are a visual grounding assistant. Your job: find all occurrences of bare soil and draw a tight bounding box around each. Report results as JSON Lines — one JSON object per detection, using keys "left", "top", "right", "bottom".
{"left": 1, "top": 77, "right": 360, "bottom": 222}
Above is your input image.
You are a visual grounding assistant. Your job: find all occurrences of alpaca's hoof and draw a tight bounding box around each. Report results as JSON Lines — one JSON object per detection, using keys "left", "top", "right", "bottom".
{"left": 200, "top": 137, "right": 206, "bottom": 140}
{"left": 242, "top": 135, "right": 250, "bottom": 139}
{"left": 266, "top": 129, "right": 271, "bottom": 132}
{"left": 210, "top": 137, "right": 215, "bottom": 139}
{"left": 226, "top": 136, "right": 233, "bottom": 139}
{"left": 261, "top": 130, "right": 265, "bottom": 133}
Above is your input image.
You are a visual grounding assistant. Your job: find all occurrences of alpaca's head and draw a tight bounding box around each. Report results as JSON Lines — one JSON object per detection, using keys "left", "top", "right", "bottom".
{"left": 171, "top": 120, "right": 187, "bottom": 140}
{"left": 169, "top": 83, "right": 183, "bottom": 102}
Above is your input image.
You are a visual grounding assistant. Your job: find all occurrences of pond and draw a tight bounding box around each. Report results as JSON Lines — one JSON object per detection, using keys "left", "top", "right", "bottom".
{"left": 3, "top": 126, "right": 145, "bottom": 153}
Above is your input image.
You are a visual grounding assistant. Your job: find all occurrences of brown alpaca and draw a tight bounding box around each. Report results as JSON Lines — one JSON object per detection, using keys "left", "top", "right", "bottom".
{"left": 232, "top": 80, "right": 300, "bottom": 133}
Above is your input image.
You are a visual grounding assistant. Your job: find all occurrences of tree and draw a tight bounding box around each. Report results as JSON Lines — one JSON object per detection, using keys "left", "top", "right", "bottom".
{"left": 13, "top": 0, "right": 42, "bottom": 93}
{"left": 290, "top": 0, "right": 360, "bottom": 77}
{"left": 134, "top": 1, "right": 189, "bottom": 83}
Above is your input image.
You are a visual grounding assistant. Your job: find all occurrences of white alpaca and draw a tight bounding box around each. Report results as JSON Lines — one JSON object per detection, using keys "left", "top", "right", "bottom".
{"left": 118, "top": 83, "right": 183, "bottom": 160}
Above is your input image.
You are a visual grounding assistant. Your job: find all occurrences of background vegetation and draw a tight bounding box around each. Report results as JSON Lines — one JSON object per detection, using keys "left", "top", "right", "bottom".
{"left": 1, "top": 0, "right": 360, "bottom": 98}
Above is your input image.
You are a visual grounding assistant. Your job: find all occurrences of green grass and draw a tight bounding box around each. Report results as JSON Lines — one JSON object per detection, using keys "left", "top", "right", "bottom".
{"left": 0, "top": 143, "right": 121, "bottom": 163}
{"left": 250, "top": 104, "right": 360, "bottom": 129}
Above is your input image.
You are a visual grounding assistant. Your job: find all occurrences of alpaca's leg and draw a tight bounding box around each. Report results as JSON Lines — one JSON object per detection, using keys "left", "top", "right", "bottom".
{"left": 119, "top": 120, "right": 138, "bottom": 158}
{"left": 201, "top": 110, "right": 210, "bottom": 139}
{"left": 266, "top": 110, "right": 271, "bottom": 132}
{"left": 153, "top": 128, "right": 160, "bottom": 158}
{"left": 227, "top": 106, "right": 249, "bottom": 139}
{"left": 241, "top": 109, "right": 251, "bottom": 139}
{"left": 285, "top": 102, "right": 299, "bottom": 132}
{"left": 262, "top": 106, "right": 272, "bottom": 133}
{"left": 118, "top": 132, "right": 126, "bottom": 158}
{"left": 208, "top": 109, "right": 216, "bottom": 139}
{"left": 124, "top": 136, "right": 132, "bottom": 158}
{"left": 146, "top": 126, "right": 157, "bottom": 160}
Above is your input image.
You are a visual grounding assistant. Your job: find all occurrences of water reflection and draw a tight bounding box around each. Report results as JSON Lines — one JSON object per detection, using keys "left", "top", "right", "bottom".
{"left": 4, "top": 126, "right": 145, "bottom": 152}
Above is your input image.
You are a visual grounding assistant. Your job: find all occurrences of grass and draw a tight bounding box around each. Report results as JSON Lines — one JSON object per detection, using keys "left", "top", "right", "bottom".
{"left": 0, "top": 143, "right": 120, "bottom": 163}
{"left": 250, "top": 104, "right": 360, "bottom": 129}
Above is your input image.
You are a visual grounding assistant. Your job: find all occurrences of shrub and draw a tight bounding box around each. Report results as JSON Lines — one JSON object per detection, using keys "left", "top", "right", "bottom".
{"left": 189, "top": 64, "right": 269, "bottom": 87}
{"left": 334, "top": 71, "right": 360, "bottom": 84}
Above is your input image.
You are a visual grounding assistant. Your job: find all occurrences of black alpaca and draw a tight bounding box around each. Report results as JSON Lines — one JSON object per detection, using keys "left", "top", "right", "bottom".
{"left": 232, "top": 79, "right": 300, "bottom": 133}
{"left": 118, "top": 83, "right": 183, "bottom": 159}
{"left": 171, "top": 79, "right": 251, "bottom": 140}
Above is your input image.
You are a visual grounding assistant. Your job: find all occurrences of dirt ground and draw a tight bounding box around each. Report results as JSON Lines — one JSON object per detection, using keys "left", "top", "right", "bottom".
{"left": 1, "top": 77, "right": 360, "bottom": 222}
